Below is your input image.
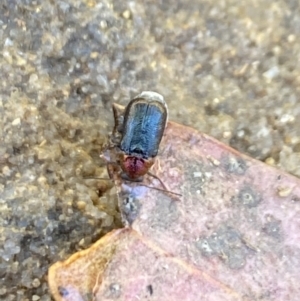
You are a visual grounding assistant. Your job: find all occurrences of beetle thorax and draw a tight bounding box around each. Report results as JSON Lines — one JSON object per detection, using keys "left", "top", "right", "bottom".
{"left": 120, "top": 154, "right": 154, "bottom": 179}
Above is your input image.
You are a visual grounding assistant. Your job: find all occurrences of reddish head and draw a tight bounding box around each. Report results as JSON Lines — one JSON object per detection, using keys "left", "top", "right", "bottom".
{"left": 119, "top": 154, "right": 154, "bottom": 180}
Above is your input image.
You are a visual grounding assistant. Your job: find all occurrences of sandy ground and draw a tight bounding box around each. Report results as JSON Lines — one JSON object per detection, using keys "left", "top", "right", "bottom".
{"left": 0, "top": 0, "right": 300, "bottom": 300}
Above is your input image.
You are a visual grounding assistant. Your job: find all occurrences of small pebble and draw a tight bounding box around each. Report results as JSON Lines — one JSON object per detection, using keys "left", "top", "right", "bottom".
{"left": 2, "top": 166, "right": 12, "bottom": 176}
{"left": 122, "top": 9, "right": 131, "bottom": 19}
{"left": 263, "top": 66, "right": 280, "bottom": 80}
{"left": 32, "top": 278, "right": 41, "bottom": 288}
{"left": 12, "top": 118, "right": 21, "bottom": 126}
{"left": 193, "top": 171, "right": 203, "bottom": 178}
{"left": 277, "top": 186, "right": 293, "bottom": 197}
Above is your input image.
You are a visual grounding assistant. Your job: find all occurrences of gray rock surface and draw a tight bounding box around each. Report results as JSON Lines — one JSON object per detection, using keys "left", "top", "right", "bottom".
{"left": 0, "top": 0, "right": 299, "bottom": 299}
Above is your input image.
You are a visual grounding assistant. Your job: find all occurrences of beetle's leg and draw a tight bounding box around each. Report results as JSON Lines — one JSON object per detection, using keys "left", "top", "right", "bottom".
{"left": 107, "top": 161, "right": 120, "bottom": 179}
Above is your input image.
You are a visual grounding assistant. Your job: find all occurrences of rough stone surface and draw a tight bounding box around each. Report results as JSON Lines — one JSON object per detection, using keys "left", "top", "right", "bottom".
{"left": 1, "top": 0, "right": 300, "bottom": 300}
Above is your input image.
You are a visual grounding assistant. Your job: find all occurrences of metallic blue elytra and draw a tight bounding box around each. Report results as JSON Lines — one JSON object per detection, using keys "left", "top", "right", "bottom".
{"left": 120, "top": 91, "right": 168, "bottom": 159}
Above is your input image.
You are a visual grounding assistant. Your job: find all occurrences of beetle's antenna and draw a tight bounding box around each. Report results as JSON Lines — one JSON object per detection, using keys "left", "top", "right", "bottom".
{"left": 146, "top": 171, "right": 182, "bottom": 197}
{"left": 84, "top": 176, "right": 113, "bottom": 181}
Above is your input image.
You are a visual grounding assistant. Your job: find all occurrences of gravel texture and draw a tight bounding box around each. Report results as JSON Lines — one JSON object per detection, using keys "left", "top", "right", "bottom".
{"left": 0, "top": 0, "right": 300, "bottom": 300}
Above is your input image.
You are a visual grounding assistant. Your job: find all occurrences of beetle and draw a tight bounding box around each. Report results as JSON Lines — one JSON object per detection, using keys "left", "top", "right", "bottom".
{"left": 114, "top": 91, "right": 168, "bottom": 181}
{"left": 106, "top": 91, "right": 181, "bottom": 199}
